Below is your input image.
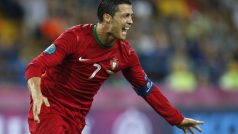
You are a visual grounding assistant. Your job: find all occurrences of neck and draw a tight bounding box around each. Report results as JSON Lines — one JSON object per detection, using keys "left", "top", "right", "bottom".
{"left": 96, "top": 23, "right": 115, "bottom": 45}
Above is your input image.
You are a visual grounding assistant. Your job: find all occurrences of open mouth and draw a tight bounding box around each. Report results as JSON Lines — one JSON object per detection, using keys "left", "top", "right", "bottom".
{"left": 122, "top": 27, "right": 130, "bottom": 35}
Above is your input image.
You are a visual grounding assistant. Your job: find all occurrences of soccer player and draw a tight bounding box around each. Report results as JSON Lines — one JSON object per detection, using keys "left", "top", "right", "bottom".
{"left": 25, "top": 0, "right": 204, "bottom": 134}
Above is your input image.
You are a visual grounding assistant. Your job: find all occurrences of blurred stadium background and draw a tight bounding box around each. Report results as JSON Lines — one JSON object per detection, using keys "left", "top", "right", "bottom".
{"left": 0, "top": 0, "right": 238, "bottom": 134}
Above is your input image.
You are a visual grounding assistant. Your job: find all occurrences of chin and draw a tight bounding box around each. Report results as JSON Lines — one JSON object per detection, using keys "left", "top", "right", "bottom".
{"left": 115, "top": 36, "right": 125, "bottom": 40}
{"left": 121, "top": 37, "right": 126, "bottom": 40}
{"left": 115, "top": 33, "right": 127, "bottom": 40}
{"left": 119, "top": 35, "right": 127, "bottom": 40}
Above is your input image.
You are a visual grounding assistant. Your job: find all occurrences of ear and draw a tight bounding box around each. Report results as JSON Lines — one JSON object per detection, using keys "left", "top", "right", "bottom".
{"left": 103, "top": 13, "right": 112, "bottom": 23}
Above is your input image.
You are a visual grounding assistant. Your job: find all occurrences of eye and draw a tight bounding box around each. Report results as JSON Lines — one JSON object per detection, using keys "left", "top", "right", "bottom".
{"left": 126, "top": 14, "right": 131, "bottom": 17}
{"left": 122, "top": 14, "right": 129, "bottom": 18}
{"left": 122, "top": 13, "right": 133, "bottom": 19}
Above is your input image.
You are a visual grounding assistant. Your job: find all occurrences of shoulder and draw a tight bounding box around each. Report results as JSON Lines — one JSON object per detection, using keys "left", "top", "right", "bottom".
{"left": 66, "top": 24, "right": 94, "bottom": 36}
{"left": 118, "top": 40, "right": 136, "bottom": 55}
{"left": 54, "top": 24, "right": 94, "bottom": 51}
{"left": 61, "top": 24, "right": 94, "bottom": 46}
{"left": 117, "top": 40, "right": 140, "bottom": 67}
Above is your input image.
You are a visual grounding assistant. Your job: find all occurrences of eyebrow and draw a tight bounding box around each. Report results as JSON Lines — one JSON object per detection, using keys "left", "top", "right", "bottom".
{"left": 122, "top": 12, "right": 133, "bottom": 15}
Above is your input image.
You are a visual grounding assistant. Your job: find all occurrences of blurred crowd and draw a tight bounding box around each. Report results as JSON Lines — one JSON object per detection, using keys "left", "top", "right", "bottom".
{"left": 0, "top": 0, "right": 238, "bottom": 91}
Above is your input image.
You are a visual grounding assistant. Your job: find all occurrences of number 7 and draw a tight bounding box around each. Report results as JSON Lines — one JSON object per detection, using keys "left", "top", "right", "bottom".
{"left": 88, "top": 63, "right": 101, "bottom": 79}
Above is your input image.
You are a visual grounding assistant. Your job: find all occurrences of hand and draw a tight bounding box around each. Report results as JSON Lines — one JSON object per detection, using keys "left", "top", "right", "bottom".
{"left": 27, "top": 77, "right": 50, "bottom": 123}
{"left": 32, "top": 94, "right": 50, "bottom": 123}
{"left": 176, "top": 118, "right": 204, "bottom": 134}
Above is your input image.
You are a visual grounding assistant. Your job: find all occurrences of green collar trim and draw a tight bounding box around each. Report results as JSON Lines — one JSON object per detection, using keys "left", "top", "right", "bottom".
{"left": 93, "top": 25, "right": 115, "bottom": 48}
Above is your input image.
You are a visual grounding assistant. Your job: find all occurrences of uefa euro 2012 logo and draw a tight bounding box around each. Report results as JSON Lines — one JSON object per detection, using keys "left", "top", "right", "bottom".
{"left": 44, "top": 44, "right": 56, "bottom": 55}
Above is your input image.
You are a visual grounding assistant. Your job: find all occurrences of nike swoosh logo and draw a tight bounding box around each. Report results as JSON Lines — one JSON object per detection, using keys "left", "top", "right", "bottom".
{"left": 79, "top": 57, "right": 90, "bottom": 62}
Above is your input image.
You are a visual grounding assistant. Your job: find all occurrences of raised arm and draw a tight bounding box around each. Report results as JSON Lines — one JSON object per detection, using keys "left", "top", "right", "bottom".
{"left": 122, "top": 49, "right": 204, "bottom": 133}
{"left": 122, "top": 65, "right": 184, "bottom": 125}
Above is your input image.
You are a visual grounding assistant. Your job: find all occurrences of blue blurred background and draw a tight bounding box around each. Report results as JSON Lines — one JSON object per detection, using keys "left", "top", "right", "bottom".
{"left": 0, "top": 0, "right": 238, "bottom": 134}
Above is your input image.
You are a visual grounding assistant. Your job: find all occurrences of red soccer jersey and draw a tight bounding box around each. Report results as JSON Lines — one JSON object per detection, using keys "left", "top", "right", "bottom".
{"left": 25, "top": 24, "right": 183, "bottom": 125}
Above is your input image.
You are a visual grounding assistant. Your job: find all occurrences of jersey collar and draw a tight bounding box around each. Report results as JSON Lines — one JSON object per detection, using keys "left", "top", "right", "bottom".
{"left": 93, "top": 25, "right": 115, "bottom": 48}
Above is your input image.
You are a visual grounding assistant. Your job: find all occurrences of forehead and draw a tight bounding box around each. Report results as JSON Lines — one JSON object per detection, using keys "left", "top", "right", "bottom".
{"left": 115, "top": 4, "right": 133, "bottom": 14}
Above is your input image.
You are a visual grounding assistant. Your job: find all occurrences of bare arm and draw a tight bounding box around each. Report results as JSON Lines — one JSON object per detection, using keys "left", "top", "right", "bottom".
{"left": 27, "top": 77, "right": 50, "bottom": 123}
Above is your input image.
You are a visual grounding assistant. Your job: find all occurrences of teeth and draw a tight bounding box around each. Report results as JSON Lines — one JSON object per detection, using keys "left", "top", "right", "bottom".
{"left": 122, "top": 27, "right": 130, "bottom": 31}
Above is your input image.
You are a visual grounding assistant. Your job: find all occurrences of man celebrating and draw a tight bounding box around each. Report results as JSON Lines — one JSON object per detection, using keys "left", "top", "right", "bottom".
{"left": 26, "top": 0, "right": 204, "bottom": 133}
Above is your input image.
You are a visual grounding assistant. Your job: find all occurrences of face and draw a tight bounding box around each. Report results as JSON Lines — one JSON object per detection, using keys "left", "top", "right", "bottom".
{"left": 108, "top": 4, "right": 133, "bottom": 40}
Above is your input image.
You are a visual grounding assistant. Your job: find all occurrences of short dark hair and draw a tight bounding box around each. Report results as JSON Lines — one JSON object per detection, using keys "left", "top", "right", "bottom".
{"left": 97, "top": 0, "right": 132, "bottom": 22}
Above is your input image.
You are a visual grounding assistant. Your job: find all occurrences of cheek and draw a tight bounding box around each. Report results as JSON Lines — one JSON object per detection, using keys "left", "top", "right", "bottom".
{"left": 112, "top": 24, "right": 121, "bottom": 33}
{"left": 113, "top": 19, "right": 123, "bottom": 27}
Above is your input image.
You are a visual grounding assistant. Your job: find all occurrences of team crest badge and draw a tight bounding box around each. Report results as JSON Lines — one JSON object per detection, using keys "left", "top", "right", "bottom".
{"left": 106, "top": 58, "right": 119, "bottom": 75}
{"left": 110, "top": 58, "right": 119, "bottom": 70}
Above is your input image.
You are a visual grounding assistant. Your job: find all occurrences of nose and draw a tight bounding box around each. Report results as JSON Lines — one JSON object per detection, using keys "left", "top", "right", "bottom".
{"left": 128, "top": 17, "right": 133, "bottom": 25}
